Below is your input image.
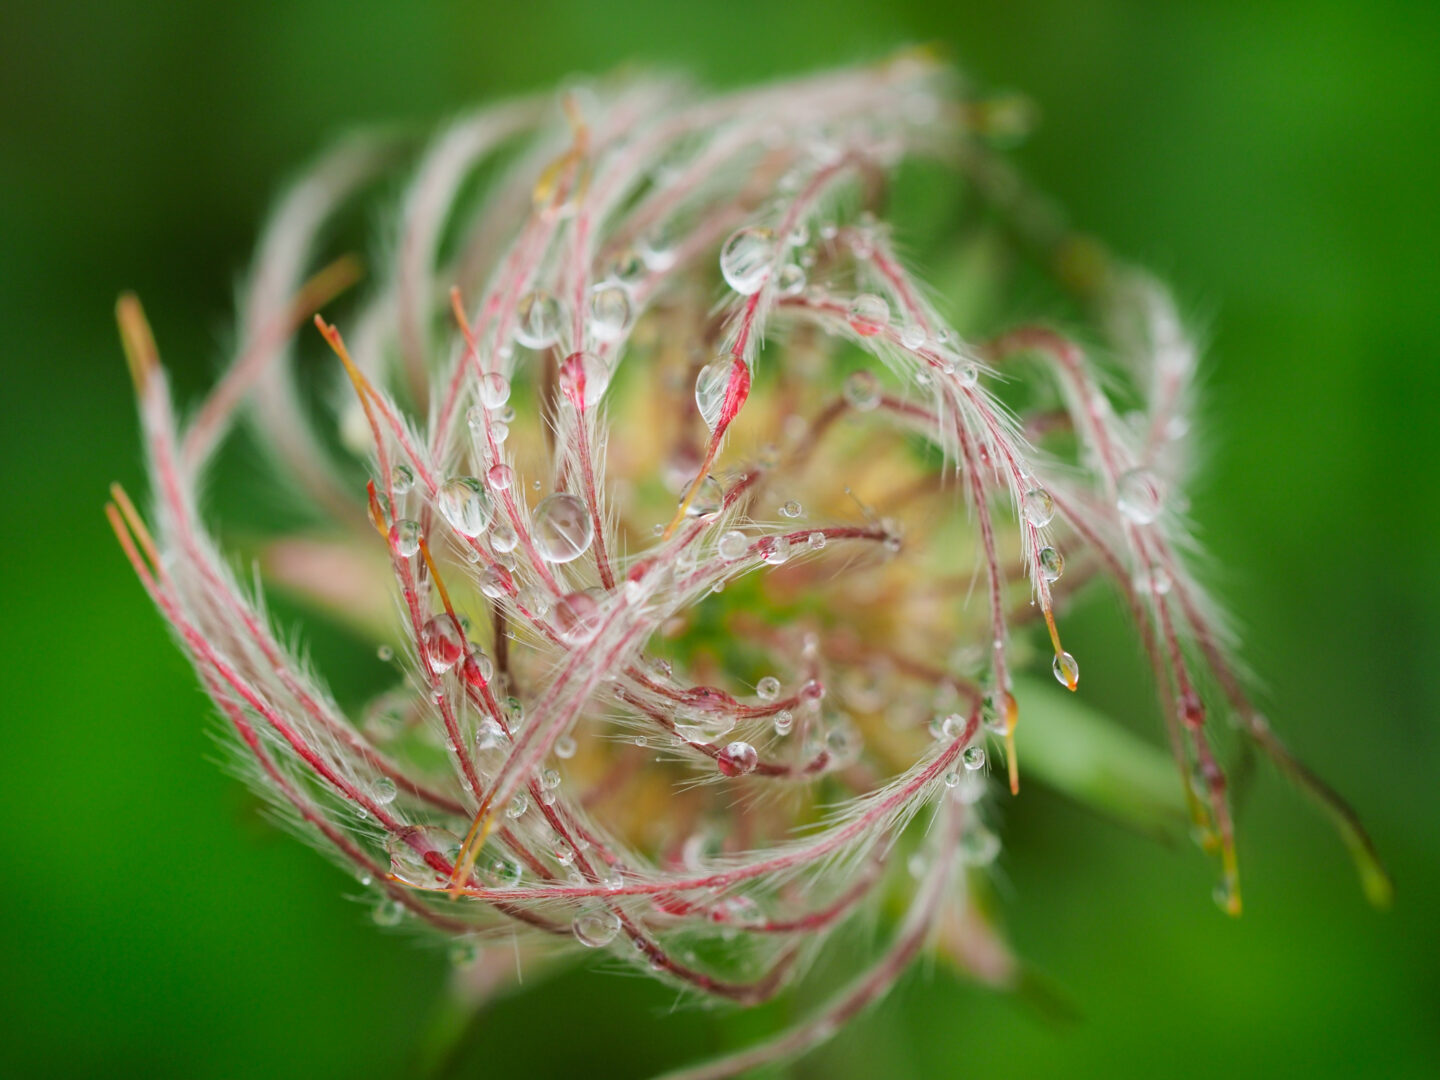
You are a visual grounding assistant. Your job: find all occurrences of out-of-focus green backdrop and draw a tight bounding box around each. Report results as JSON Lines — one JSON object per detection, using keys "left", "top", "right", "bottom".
{"left": 2, "top": 1, "right": 1436, "bottom": 1077}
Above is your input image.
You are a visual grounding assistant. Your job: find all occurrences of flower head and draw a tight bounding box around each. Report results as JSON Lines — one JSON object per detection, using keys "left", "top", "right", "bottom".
{"left": 108, "top": 53, "right": 1387, "bottom": 1077}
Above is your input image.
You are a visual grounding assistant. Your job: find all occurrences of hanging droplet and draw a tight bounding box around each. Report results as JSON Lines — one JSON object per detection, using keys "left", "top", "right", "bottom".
{"left": 773, "top": 709, "right": 794, "bottom": 736}
{"left": 554, "top": 735, "right": 577, "bottom": 760}
{"left": 478, "top": 372, "right": 511, "bottom": 410}
{"left": 843, "top": 370, "right": 881, "bottom": 411}
{"left": 372, "top": 899, "right": 406, "bottom": 926}
{"left": 717, "top": 741, "right": 758, "bottom": 777}
{"left": 956, "top": 362, "right": 979, "bottom": 387}
{"left": 1117, "top": 468, "right": 1164, "bottom": 525}
{"left": 487, "top": 463, "right": 515, "bottom": 492}
{"left": 552, "top": 589, "right": 603, "bottom": 644}
{"left": 807, "top": 531, "right": 827, "bottom": 551}
{"left": 929, "top": 713, "right": 963, "bottom": 741}
{"left": 437, "top": 477, "right": 494, "bottom": 537}
{"left": 1038, "top": 546, "right": 1064, "bottom": 582}
{"left": 588, "top": 284, "right": 633, "bottom": 343}
{"left": 572, "top": 909, "right": 622, "bottom": 948}
{"left": 694, "top": 356, "right": 744, "bottom": 431}
{"left": 756, "top": 676, "right": 781, "bottom": 701}
{"left": 558, "top": 350, "right": 610, "bottom": 410}
{"left": 1052, "top": 651, "right": 1079, "bottom": 688}
{"left": 392, "top": 464, "right": 415, "bottom": 495}
{"left": 391, "top": 519, "right": 422, "bottom": 557}
{"left": 899, "top": 323, "right": 926, "bottom": 349}
{"left": 638, "top": 224, "right": 676, "bottom": 271}
{"left": 717, "top": 530, "right": 748, "bottom": 560}
{"left": 847, "top": 293, "right": 890, "bottom": 337}
{"left": 682, "top": 475, "right": 723, "bottom": 517}
{"left": 674, "top": 707, "right": 735, "bottom": 744}
{"left": 490, "top": 520, "right": 518, "bottom": 553}
{"left": 959, "top": 825, "right": 1001, "bottom": 866}
{"left": 719, "top": 226, "right": 776, "bottom": 294}
{"left": 776, "top": 263, "right": 806, "bottom": 296}
{"left": 421, "top": 614, "right": 465, "bottom": 673}
{"left": 373, "top": 777, "right": 397, "bottom": 805}
{"left": 963, "top": 745, "right": 987, "bottom": 770}
{"left": 532, "top": 493, "right": 593, "bottom": 563}
{"left": 514, "top": 291, "right": 564, "bottom": 349}
{"left": 779, "top": 498, "right": 802, "bottom": 519}
{"left": 505, "top": 792, "right": 529, "bottom": 819}
{"left": 487, "top": 856, "right": 521, "bottom": 887}
{"left": 1022, "top": 488, "right": 1055, "bottom": 528}
{"left": 376, "top": 644, "right": 393, "bottom": 662}
{"left": 762, "top": 535, "right": 792, "bottom": 565}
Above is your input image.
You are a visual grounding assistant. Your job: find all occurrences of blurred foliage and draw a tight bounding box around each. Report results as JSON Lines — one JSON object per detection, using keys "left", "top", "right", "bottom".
{"left": 1, "top": 1, "right": 1437, "bottom": 1077}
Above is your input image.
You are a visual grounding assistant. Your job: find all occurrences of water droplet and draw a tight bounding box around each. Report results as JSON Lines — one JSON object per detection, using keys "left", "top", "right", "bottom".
{"left": 377, "top": 644, "right": 394, "bottom": 662}
{"left": 514, "top": 291, "right": 564, "bottom": 349}
{"left": 683, "top": 475, "right": 723, "bottom": 517}
{"left": 719, "top": 226, "right": 776, "bottom": 294}
{"left": 487, "top": 856, "right": 521, "bottom": 887}
{"left": 1022, "top": 488, "right": 1055, "bottom": 528}
{"left": 843, "top": 370, "right": 881, "bottom": 411}
{"left": 717, "top": 530, "right": 748, "bottom": 560}
{"left": 762, "top": 536, "right": 792, "bottom": 565}
{"left": 475, "top": 718, "right": 505, "bottom": 751}
{"left": 944, "top": 771, "right": 961, "bottom": 788}
{"left": 505, "top": 792, "right": 529, "bottom": 819}
{"left": 611, "top": 248, "right": 647, "bottom": 284}
{"left": 638, "top": 225, "right": 676, "bottom": 271}
{"left": 807, "top": 531, "right": 827, "bottom": 552}
{"left": 572, "top": 909, "right": 621, "bottom": 947}
{"left": 694, "top": 357, "right": 744, "bottom": 431}
{"left": 673, "top": 706, "right": 735, "bottom": 744}
{"left": 1148, "top": 563, "right": 1173, "bottom": 595}
{"left": 959, "top": 825, "right": 1001, "bottom": 866}
{"left": 532, "top": 493, "right": 593, "bottom": 563}
{"left": 956, "top": 362, "right": 979, "bottom": 387}
{"left": 372, "top": 899, "right": 405, "bottom": 926}
{"left": 588, "top": 284, "right": 633, "bottom": 343}
{"left": 1038, "top": 546, "right": 1064, "bottom": 582}
{"left": 476, "top": 372, "right": 511, "bottom": 411}
{"left": 553, "top": 589, "right": 603, "bottom": 644}
{"left": 558, "top": 350, "right": 610, "bottom": 410}
{"left": 554, "top": 735, "right": 577, "bottom": 760}
{"left": 392, "top": 464, "right": 415, "bottom": 494}
{"left": 899, "top": 323, "right": 926, "bottom": 349}
{"left": 717, "top": 741, "right": 758, "bottom": 777}
{"left": 1117, "top": 468, "right": 1164, "bottom": 525}
{"left": 373, "top": 777, "right": 397, "bottom": 805}
{"left": 773, "top": 709, "right": 794, "bottom": 736}
{"left": 776, "top": 263, "right": 806, "bottom": 296}
{"left": 930, "top": 713, "right": 964, "bottom": 741}
{"left": 779, "top": 500, "right": 803, "bottom": 519}
{"left": 490, "top": 520, "right": 518, "bottom": 553}
{"left": 487, "top": 463, "right": 515, "bottom": 492}
{"left": 421, "top": 614, "right": 465, "bottom": 673}
{"left": 847, "top": 293, "right": 890, "bottom": 336}
{"left": 448, "top": 940, "right": 480, "bottom": 968}
{"left": 963, "top": 745, "right": 986, "bottom": 770}
{"left": 756, "top": 676, "right": 781, "bottom": 701}
{"left": 1052, "top": 651, "right": 1079, "bottom": 688}
{"left": 437, "top": 477, "right": 494, "bottom": 537}
{"left": 391, "top": 519, "right": 422, "bottom": 557}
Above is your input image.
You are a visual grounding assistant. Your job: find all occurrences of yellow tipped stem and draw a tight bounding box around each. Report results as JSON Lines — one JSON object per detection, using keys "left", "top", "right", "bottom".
{"left": 117, "top": 293, "right": 159, "bottom": 393}
{"left": 1002, "top": 691, "right": 1020, "bottom": 796}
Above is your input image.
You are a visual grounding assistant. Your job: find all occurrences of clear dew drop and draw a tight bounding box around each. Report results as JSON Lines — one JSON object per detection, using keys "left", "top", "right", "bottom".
{"left": 514, "top": 291, "right": 564, "bottom": 349}
{"left": 373, "top": 777, "right": 397, "bottom": 805}
{"left": 1052, "top": 651, "right": 1080, "bottom": 688}
{"left": 806, "top": 530, "right": 827, "bottom": 552}
{"left": 572, "top": 909, "right": 622, "bottom": 948}
{"left": 944, "top": 771, "right": 961, "bottom": 788}
{"left": 683, "top": 474, "right": 723, "bottom": 517}
{"left": 779, "top": 500, "right": 802, "bottom": 519}
{"left": 1038, "top": 545, "right": 1064, "bottom": 582}
{"left": 505, "top": 792, "right": 529, "bottom": 819}
{"left": 847, "top": 293, "right": 890, "bottom": 337}
{"left": 776, "top": 263, "right": 807, "bottom": 296}
{"left": 421, "top": 615, "right": 465, "bottom": 673}
{"left": 479, "top": 565, "right": 509, "bottom": 599}
{"left": 391, "top": 519, "right": 422, "bottom": 558}
{"left": 717, "top": 530, "right": 748, "bottom": 560}
{"left": 558, "top": 350, "right": 610, "bottom": 409}
{"left": 478, "top": 372, "right": 511, "bottom": 410}
{"left": 756, "top": 675, "right": 781, "bottom": 701}
{"left": 843, "top": 369, "right": 881, "bottom": 411}
{"left": 773, "top": 709, "right": 794, "bottom": 736}
{"left": 674, "top": 706, "right": 735, "bottom": 744}
{"left": 717, "top": 740, "right": 759, "bottom": 777}
{"left": 587, "top": 284, "right": 633, "bottom": 343}
{"left": 372, "top": 899, "right": 405, "bottom": 927}
{"left": 694, "top": 357, "right": 739, "bottom": 431}
{"left": 1117, "top": 468, "right": 1164, "bottom": 525}
{"left": 554, "top": 735, "right": 577, "bottom": 760}
{"left": 376, "top": 644, "right": 394, "bottom": 662}
{"left": 486, "top": 463, "right": 515, "bottom": 492}
{"left": 487, "top": 856, "right": 521, "bottom": 887}
{"left": 437, "top": 477, "right": 494, "bottom": 537}
{"left": 956, "top": 362, "right": 979, "bottom": 387}
{"left": 762, "top": 536, "right": 792, "bottom": 565}
{"left": 552, "top": 589, "right": 603, "bottom": 645}
{"left": 719, "top": 226, "right": 776, "bottom": 294}
{"left": 930, "top": 713, "right": 964, "bottom": 741}
{"left": 959, "top": 825, "right": 1001, "bottom": 866}
{"left": 1022, "top": 488, "right": 1055, "bottom": 528}
{"left": 490, "top": 520, "right": 518, "bottom": 553}
{"left": 532, "top": 493, "right": 594, "bottom": 563}
{"left": 899, "top": 323, "right": 926, "bottom": 349}
{"left": 962, "top": 745, "right": 987, "bottom": 771}
{"left": 392, "top": 464, "right": 415, "bottom": 495}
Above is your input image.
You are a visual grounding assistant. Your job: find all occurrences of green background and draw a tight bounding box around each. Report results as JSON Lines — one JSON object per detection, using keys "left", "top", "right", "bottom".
{"left": 2, "top": 1, "right": 1437, "bottom": 1077}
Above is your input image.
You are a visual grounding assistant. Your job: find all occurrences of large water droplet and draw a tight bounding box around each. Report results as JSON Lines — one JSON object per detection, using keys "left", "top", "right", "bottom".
{"left": 756, "top": 676, "right": 781, "bottom": 701}
{"left": 719, "top": 226, "right": 776, "bottom": 294}
{"left": 1022, "top": 488, "right": 1055, "bottom": 528}
{"left": 391, "top": 519, "right": 422, "bottom": 557}
{"left": 962, "top": 745, "right": 986, "bottom": 770}
{"left": 717, "top": 530, "right": 748, "bottom": 560}
{"left": 674, "top": 706, "right": 736, "bottom": 744}
{"left": 573, "top": 909, "right": 622, "bottom": 947}
{"left": 847, "top": 293, "right": 890, "bottom": 337}
{"left": 552, "top": 589, "right": 603, "bottom": 644}
{"left": 421, "top": 614, "right": 465, "bottom": 673}
{"left": 588, "top": 284, "right": 633, "bottom": 343}
{"left": 558, "top": 350, "right": 610, "bottom": 410}
{"left": 717, "top": 741, "right": 758, "bottom": 777}
{"left": 514, "top": 291, "right": 564, "bottom": 349}
{"left": 437, "top": 477, "right": 494, "bottom": 537}
{"left": 1052, "top": 651, "right": 1079, "bottom": 688}
{"left": 532, "top": 493, "right": 593, "bottom": 563}
{"left": 1117, "top": 468, "right": 1164, "bottom": 525}
{"left": 683, "top": 475, "right": 723, "bottom": 517}
{"left": 487, "top": 463, "right": 515, "bottom": 492}
{"left": 1038, "top": 546, "right": 1064, "bottom": 582}
{"left": 392, "top": 464, "right": 415, "bottom": 494}
{"left": 694, "top": 357, "right": 743, "bottom": 431}
{"left": 478, "top": 372, "right": 511, "bottom": 410}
